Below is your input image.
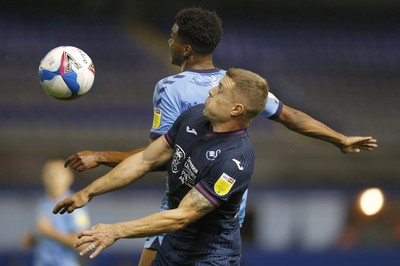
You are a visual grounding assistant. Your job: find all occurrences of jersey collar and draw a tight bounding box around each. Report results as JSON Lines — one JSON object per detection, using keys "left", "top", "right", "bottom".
{"left": 206, "top": 128, "right": 247, "bottom": 138}
{"left": 185, "top": 68, "right": 221, "bottom": 74}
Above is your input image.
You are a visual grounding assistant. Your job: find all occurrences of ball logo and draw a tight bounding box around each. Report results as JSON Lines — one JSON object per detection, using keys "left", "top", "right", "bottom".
{"left": 62, "top": 52, "right": 82, "bottom": 74}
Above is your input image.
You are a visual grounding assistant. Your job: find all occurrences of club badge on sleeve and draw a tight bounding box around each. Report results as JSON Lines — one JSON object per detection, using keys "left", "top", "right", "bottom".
{"left": 214, "top": 173, "right": 236, "bottom": 196}
{"left": 152, "top": 108, "right": 162, "bottom": 129}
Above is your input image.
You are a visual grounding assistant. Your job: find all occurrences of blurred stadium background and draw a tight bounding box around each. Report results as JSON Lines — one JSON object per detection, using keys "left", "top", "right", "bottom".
{"left": 1, "top": 0, "right": 399, "bottom": 265}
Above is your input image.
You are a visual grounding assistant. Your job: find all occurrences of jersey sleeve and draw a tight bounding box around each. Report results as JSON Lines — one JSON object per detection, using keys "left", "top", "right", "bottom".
{"left": 195, "top": 155, "right": 253, "bottom": 207}
{"left": 164, "top": 104, "right": 192, "bottom": 148}
{"left": 150, "top": 78, "right": 182, "bottom": 140}
{"left": 260, "top": 91, "right": 283, "bottom": 119}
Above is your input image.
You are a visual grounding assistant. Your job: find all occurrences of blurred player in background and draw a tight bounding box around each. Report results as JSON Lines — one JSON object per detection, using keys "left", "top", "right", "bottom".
{"left": 64, "top": 7, "right": 377, "bottom": 265}
{"left": 21, "top": 159, "right": 91, "bottom": 266}
{"left": 54, "top": 68, "right": 269, "bottom": 265}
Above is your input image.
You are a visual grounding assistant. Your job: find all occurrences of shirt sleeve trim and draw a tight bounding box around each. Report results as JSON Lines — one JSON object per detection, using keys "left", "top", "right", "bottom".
{"left": 195, "top": 183, "right": 221, "bottom": 207}
{"left": 268, "top": 101, "right": 283, "bottom": 120}
{"left": 164, "top": 133, "right": 174, "bottom": 148}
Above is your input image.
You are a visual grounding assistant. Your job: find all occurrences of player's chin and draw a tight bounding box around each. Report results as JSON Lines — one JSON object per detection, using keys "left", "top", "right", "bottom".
{"left": 202, "top": 108, "right": 208, "bottom": 118}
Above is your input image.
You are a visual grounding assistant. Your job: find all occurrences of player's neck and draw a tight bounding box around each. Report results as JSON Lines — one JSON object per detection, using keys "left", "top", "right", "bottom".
{"left": 210, "top": 120, "right": 246, "bottom": 133}
{"left": 181, "top": 54, "right": 215, "bottom": 71}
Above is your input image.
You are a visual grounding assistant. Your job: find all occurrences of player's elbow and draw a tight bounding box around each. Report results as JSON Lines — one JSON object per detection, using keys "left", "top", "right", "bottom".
{"left": 174, "top": 217, "right": 193, "bottom": 231}
{"left": 170, "top": 212, "right": 195, "bottom": 231}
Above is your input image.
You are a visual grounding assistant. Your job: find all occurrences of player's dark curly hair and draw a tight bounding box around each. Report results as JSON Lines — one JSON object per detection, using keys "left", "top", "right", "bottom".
{"left": 175, "top": 7, "right": 223, "bottom": 55}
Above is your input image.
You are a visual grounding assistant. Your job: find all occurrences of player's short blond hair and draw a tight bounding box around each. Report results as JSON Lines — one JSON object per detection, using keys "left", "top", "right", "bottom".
{"left": 226, "top": 68, "right": 269, "bottom": 119}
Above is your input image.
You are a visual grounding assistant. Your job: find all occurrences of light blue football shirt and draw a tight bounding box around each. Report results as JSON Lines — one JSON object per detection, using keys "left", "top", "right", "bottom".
{"left": 150, "top": 68, "right": 282, "bottom": 139}
{"left": 33, "top": 192, "right": 90, "bottom": 266}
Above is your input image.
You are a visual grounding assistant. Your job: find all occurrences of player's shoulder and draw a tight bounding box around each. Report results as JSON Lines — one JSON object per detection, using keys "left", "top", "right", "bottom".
{"left": 223, "top": 131, "right": 255, "bottom": 160}
{"left": 223, "top": 139, "right": 255, "bottom": 174}
{"left": 180, "top": 103, "right": 205, "bottom": 121}
{"left": 157, "top": 69, "right": 225, "bottom": 86}
{"left": 157, "top": 72, "right": 195, "bottom": 86}
{"left": 154, "top": 72, "right": 193, "bottom": 97}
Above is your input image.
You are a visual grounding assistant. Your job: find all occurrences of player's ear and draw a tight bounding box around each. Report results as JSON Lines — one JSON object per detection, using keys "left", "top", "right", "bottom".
{"left": 183, "top": 45, "right": 193, "bottom": 57}
{"left": 231, "top": 103, "right": 244, "bottom": 117}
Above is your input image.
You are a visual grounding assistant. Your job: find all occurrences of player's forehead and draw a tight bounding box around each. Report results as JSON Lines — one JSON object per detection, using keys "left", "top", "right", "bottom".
{"left": 171, "top": 23, "right": 179, "bottom": 35}
{"left": 219, "top": 75, "right": 235, "bottom": 91}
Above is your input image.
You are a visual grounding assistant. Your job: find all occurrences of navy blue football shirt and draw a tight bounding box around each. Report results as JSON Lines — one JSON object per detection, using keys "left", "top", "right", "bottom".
{"left": 153, "top": 104, "right": 255, "bottom": 265}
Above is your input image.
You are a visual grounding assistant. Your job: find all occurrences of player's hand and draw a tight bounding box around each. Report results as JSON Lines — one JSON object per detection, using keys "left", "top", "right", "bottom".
{"left": 339, "top": 136, "right": 378, "bottom": 154}
{"left": 21, "top": 233, "right": 36, "bottom": 249}
{"left": 75, "top": 223, "right": 118, "bottom": 259}
{"left": 65, "top": 151, "right": 100, "bottom": 172}
{"left": 53, "top": 191, "right": 91, "bottom": 214}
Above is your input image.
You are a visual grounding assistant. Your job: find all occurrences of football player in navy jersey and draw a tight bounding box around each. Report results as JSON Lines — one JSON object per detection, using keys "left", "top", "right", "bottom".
{"left": 64, "top": 7, "right": 378, "bottom": 265}
{"left": 54, "top": 68, "right": 269, "bottom": 265}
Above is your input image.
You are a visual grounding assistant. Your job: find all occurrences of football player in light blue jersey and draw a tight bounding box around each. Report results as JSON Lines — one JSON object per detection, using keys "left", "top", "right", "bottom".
{"left": 65, "top": 7, "right": 377, "bottom": 266}
{"left": 150, "top": 69, "right": 281, "bottom": 139}
{"left": 22, "top": 160, "right": 90, "bottom": 266}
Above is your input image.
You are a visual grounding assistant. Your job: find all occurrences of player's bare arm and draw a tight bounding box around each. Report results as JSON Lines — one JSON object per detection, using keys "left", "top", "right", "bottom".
{"left": 64, "top": 147, "right": 147, "bottom": 172}
{"left": 274, "top": 105, "right": 378, "bottom": 153}
{"left": 36, "top": 217, "right": 82, "bottom": 249}
{"left": 54, "top": 137, "right": 173, "bottom": 214}
{"left": 75, "top": 187, "right": 216, "bottom": 259}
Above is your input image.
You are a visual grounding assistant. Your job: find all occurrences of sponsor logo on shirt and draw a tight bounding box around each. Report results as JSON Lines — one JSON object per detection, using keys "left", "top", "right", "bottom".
{"left": 186, "top": 126, "right": 197, "bottom": 135}
{"left": 152, "top": 108, "right": 162, "bottom": 129}
{"left": 214, "top": 173, "right": 236, "bottom": 196}
{"left": 206, "top": 149, "right": 221, "bottom": 161}
{"left": 232, "top": 159, "right": 244, "bottom": 170}
{"left": 179, "top": 156, "right": 198, "bottom": 187}
{"left": 171, "top": 145, "right": 185, "bottom": 173}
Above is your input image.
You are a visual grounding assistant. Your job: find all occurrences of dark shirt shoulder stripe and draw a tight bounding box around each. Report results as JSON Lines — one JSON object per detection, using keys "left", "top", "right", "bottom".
{"left": 164, "top": 133, "right": 174, "bottom": 147}
{"left": 195, "top": 183, "right": 221, "bottom": 207}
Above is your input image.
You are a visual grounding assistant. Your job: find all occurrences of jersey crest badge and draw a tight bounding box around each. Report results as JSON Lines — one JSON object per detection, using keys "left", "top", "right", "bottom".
{"left": 171, "top": 145, "right": 186, "bottom": 173}
{"left": 152, "top": 108, "right": 162, "bottom": 129}
{"left": 214, "top": 173, "right": 236, "bottom": 196}
{"left": 206, "top": 149, "right": 221, "bottom": 161}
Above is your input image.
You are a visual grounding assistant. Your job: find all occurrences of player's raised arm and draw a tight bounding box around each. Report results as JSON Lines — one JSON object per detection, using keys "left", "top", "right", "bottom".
{"left": 53, "top": 136, "right": 173, "bottom": 214}
{"left": 273, "top": 104, "right": 378, "bottom": 153}
{"left": 64, "top": 147, "right": 147, "bottom": 172}
{"left": 74, "top": 187, "right": 215, "bottom": 259}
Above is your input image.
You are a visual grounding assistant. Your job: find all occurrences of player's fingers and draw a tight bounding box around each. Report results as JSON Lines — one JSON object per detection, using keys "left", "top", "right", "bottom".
{"left": 358, "top": 142, "right": 378, "bottom": 149}
{"left": 360, "top": 139, "right": 377, "bottom": 145}
{"left": 89, "top": 244, "right": 104, "bottom": 259}
{"left": 53, "top": 201, "right": 68, "bottom": 214}
{"left": 64, "top": 154, "right": 77, "bottom": 168}
{"left": 359, "top": 146, "right": 377, "bottom": 151}
{"left": 67, "top": 205, "right": 78, "bottom": 213}
{"left": 79, "top": 242, "right": 95, "bottom": 256}
{"left": 77, "top": 230, "right": 94, "bottom": 239}
{"left": 75, "top": 234, "right": 94, "bottom": 248}
{"left": 71, "top": 161, "right": 84, "bottom": 172}
{"left": 59, "top": 206, "right": 70, "bottom": 214}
